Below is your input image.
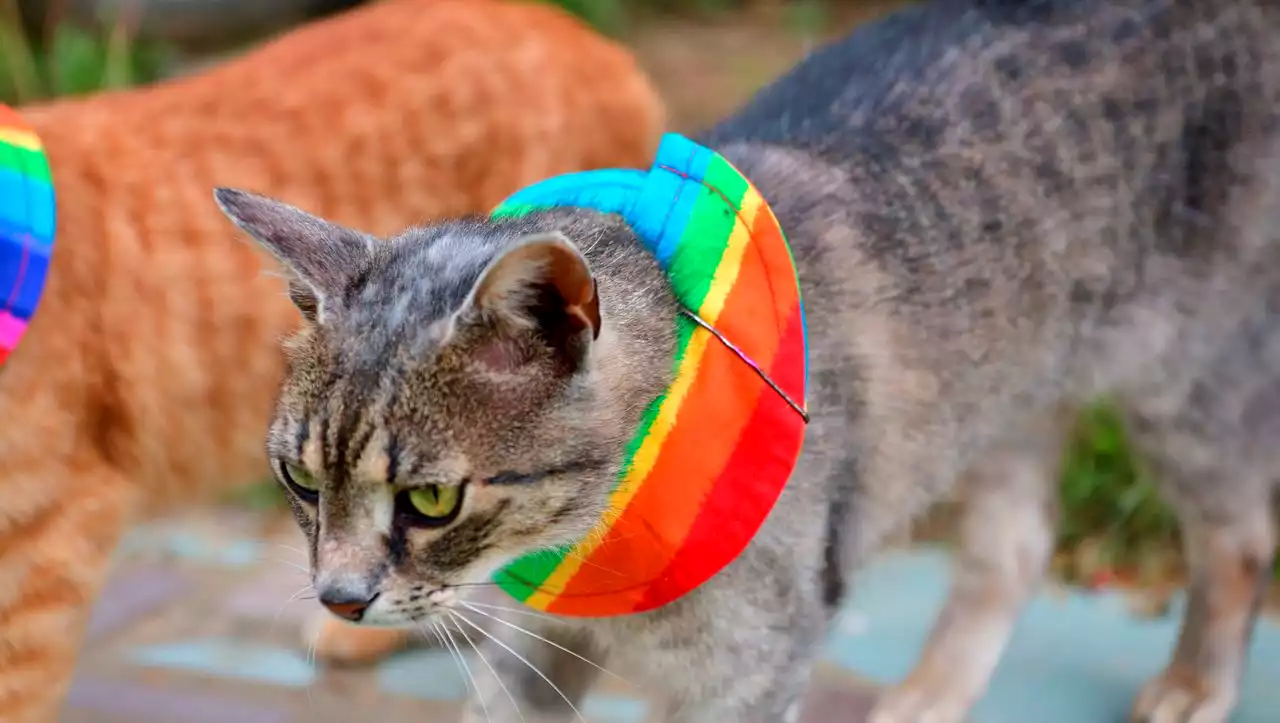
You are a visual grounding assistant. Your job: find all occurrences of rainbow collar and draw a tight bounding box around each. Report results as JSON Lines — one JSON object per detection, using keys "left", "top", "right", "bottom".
{"left": 0, "top": 106, "right": 55, "bottom": 369}
{"left": 489, "top": 133, "right": 809, "bottom": 618}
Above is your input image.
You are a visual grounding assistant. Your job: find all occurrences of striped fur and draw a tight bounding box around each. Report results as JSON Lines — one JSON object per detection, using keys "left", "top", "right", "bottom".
{"left": 0, "top": 0, "right": 663, "bottom": 720}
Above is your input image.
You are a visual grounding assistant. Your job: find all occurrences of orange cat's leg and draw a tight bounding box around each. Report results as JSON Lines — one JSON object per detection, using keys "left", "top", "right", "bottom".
{"left": 0, "top": 458, "right": 132, "bottom": 723}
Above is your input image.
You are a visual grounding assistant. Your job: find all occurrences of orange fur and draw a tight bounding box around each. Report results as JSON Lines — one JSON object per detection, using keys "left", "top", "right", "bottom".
{"left": 0, "top": 1, "right": 663, "bottom": 719}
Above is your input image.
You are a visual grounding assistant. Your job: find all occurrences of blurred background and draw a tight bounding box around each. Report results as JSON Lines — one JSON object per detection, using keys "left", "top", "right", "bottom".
{"left": 2, "top": 1, "right": 1276, "bottom": 722}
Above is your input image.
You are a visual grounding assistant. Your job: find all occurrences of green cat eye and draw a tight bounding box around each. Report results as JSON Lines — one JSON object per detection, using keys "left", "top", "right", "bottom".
{"left": 405, "top": 484, "right": 463, "bottom": 524}
{"left": 280, "top": 461, "right": 320, "bottom": 498}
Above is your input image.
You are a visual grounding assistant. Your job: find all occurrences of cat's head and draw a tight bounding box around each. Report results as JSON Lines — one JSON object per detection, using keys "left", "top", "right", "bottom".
{"left": 215, "top": 188, "right": 676, "bottom": 626}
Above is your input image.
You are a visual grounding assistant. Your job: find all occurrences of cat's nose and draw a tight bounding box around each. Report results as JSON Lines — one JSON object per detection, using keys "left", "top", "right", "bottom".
{"left": 318, "top": 587, "right": 380, "bottom": 622}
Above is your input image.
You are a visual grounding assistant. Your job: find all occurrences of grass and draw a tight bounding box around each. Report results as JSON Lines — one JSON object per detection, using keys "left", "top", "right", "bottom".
{"left": 0, "top": 0, "right": 171, "bottom": 106}
{"left": 1057, "top": 404, "right": 1280, "bottom": 585}
{"left": 538, "top": 0, "right": 833, "bottom": 37}
{"left": 1055, "top": 404, "right": 1182, "bottom": 586}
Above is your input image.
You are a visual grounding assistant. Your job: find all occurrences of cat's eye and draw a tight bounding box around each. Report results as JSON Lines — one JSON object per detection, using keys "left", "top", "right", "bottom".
{"left": 279, "top": 460, "right": 320, "bottom": 502}
{"left": 398, "top": 484, "right": 464, "bottom": 527}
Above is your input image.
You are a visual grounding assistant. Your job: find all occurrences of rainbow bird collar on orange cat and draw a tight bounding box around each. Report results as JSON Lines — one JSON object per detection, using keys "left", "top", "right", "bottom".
{"left": 0, "top": 105, "right": 56, "bottom": 369}
{"left": 489, "top": 133, "right": 810, "bottom": 617}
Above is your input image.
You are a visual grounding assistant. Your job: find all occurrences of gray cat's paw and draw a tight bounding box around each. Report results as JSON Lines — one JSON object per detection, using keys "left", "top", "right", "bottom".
{"left": 866, "top": 686, "right": 971, "bottom": 723}
{"left": 1130, "top": 671, "right": 1238, "bottom": 723}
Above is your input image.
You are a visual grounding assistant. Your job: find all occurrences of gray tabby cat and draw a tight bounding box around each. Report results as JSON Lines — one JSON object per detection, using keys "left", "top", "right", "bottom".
{"left": 214, "top": 0, "right": 1280, "bottom": 721}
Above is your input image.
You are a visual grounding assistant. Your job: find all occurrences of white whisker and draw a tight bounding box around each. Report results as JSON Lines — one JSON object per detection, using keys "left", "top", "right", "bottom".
{"left": 449, "top": 616, "right": 526, "bottom": 723}
{"left": 421, "top": 620, "right": 448, "bottom": 649}
{"left": 458, "top": 602, "right": 628, "bottom": 685}
{"left": 462, "top": 600, "right": 568, "bottom": 626}
{"left": 305, "top": 624, "right": 318, "bottom": 668}
{"left": 271, "top": 585, "right": 316, "bottom": 633}
{"left": 441, "top": 619, "right": 490, "bottom": 723}
{"left": 303, "top": 618, "right": 319, "bottom": 708}
{"left": 567, "top": 556, "right": 622, "bottom": 577}
{"left": 431, "top": 620, "right": 473, "bottom": 694}
{"left": 451, "top": 611, "right": 587, "bottom": 723}
{"left": 286, "top": 586, "right": 315, "bottom": 603}
{"left": 268, "top": 556, "right": 311, "bottom": 575}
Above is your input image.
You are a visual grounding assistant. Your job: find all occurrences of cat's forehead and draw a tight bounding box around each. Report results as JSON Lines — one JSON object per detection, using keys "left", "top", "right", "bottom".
{"left": 318, "top": 218, "right": 515, "bottom": 363}
{"left": 347, "top": 215, "right": 567, "bottom": 321}
{"left": 350, "top": 221, "right": 501, "bottom": 320}
{"left": 332, "top": 211, "right": 603, "bottom": 354}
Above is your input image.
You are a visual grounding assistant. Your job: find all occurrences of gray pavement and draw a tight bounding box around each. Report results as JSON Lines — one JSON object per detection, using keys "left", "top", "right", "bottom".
{"left": 65, "top": 507, "right": 1279, "bottom": 723}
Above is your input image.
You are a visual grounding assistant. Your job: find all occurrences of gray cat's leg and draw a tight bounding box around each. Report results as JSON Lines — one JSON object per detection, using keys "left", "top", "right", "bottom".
{"left": 658, "top": 645, "right": 818, "bottom": 723}
{"left": 663, "top": 681, "right": 810, "bottom": 723}
{"left": 868, "top": 421, "right": 1064, "bottom": 723}
{"left": 635, "top": 592, "right": 824, "bottom": 723}
{"left": 1125, "top": 428, "right": 1276, "bottom": 723}
{"left": 454, "top": 610, "right": 602, "bottom": 723}
{"left": 615, "top": 545, "right": 832, "bottom": 722}
{"left": 1128, "top": 493, "right": 1274, "bottom": 723}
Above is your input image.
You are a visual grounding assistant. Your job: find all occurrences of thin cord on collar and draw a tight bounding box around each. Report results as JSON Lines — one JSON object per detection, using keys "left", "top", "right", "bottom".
{"left": 680, "top": 308, "right": 810, "bottom": 424}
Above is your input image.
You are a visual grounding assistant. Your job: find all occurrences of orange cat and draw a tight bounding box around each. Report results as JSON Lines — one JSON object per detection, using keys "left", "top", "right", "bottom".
{"left": 0, "top": 0, "right": 663, "bottom": 719}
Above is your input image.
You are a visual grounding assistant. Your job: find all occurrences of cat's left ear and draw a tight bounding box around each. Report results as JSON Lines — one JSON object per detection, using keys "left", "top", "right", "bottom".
{"left": 466, "top": 231, "right": 601, "bottom": 372}
{"left": 213, "top": 187, "right": 372, "bottom": 323}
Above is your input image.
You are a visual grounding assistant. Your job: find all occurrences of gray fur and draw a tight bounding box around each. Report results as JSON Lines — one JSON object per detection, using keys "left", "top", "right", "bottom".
{"left": 219, "top": 1, "right": 1280, "bottom": 721}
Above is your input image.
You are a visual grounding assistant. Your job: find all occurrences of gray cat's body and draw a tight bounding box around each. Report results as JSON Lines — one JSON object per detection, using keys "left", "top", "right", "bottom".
{"left": 217, "top": 0, "right": 1280, "bottom": 721}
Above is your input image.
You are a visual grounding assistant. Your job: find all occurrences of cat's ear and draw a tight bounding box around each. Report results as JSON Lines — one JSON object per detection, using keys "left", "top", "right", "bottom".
{"left": 466, "top": 231, "right": 601, "bottom": 373}
{"left": 213, "top": 187, "right": 371, "bottom": 323}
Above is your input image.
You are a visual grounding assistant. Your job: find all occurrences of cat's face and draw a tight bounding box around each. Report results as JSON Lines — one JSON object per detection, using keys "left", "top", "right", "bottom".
{"left": 216, "top": 188, "right": 654, "bottom": 627}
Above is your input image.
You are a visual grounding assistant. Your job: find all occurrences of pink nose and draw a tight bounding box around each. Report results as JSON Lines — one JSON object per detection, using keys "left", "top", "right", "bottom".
{"left": 319, "top": 590, "right": 378, "bottom": 622}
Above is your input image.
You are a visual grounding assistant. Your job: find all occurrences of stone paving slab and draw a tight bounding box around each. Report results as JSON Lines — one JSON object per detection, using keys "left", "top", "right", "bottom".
{"left": 839, "top": 551, "right": 1280, "bottom": 723}
{"left": 65, "top": 509, "right": 1279, "bottom": 723}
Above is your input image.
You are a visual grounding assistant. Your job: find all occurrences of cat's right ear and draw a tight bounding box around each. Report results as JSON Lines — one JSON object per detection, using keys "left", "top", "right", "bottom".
{"left": 213, "top": 187, "right": 372, "bottom": 323}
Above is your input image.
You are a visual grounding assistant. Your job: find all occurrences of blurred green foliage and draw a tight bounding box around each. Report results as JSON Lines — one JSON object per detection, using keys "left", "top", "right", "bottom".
{"left": 1059, "top": 404, "right": 1279, "bottom": 582}
{"left": 221, "top": 477, "right": 289, "bottom": 512}
{"left": 0, "top": 1, "right": 171, "bottom": 105}
{"left": 1057, "top": 404, "right": 1180, "bottom": 577}
{"left": 537, "top": 0, "right": 831, "bottom": 36}
{"left": 533, "top": 0, "right": 628, "bottom": 35}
